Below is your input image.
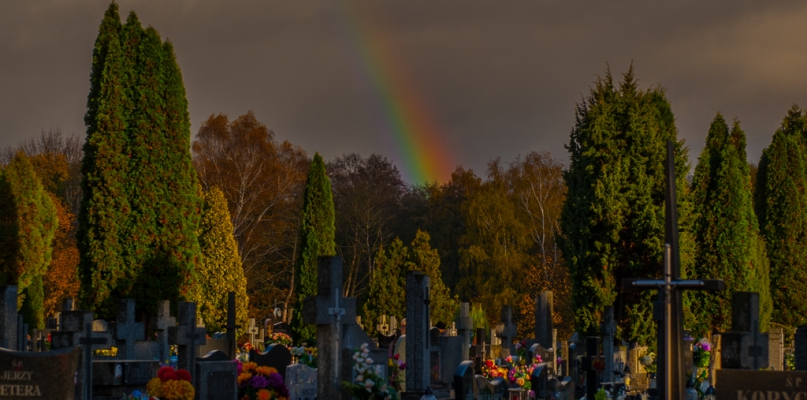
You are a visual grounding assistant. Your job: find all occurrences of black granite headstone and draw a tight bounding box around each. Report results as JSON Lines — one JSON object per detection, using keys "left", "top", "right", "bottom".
{"left": 196, "top": 357, "right": 237, "bottom": 400}
{"left": 716, "top": 370, "right": 807, "bottom": 400}
{"left": 0, "top": 345, "right": 81, "bottom": 399}
{"left": 453, "top": 360, "right": 475, "bottom": 400}
{"left": 250, "top": 344, "right": 292, "bottom": 380}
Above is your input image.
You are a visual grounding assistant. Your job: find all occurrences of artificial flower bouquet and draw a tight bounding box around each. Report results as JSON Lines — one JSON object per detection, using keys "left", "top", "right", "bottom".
{"left": 237, "top": 361, "right": 289, "bottom": 400}
{"left": 342, "top": 343, "right": 398, "bottom": 400}
{"left": 146, "top": 366, "right": 195, "bottom": 400}
{"left": 693, "top": 338, "right": 712, "bottom": 395}
{"left": 291, "top": 346, "right": 317, "bottom": 368}
{"left": 481, "top": 359, "right": 508, "bottom": 380}
{"left": 265, "top": 332, "right": 293, "bottom": 347}
{"left": 640, "top": 351, "right": 657, "bottom": 376}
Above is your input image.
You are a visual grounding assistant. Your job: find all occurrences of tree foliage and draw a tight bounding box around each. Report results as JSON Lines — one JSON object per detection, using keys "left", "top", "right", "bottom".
{"left": 328, "top": 153, "right": 407, "bottom": 298}
{"left": 559, "top": 67, "right": 693, "bottom": 344}
{"left": 754, "top": 106, "right": 807, "bottom": 327}
{"left": 290, "top": 153, "right": 336, "bottom": 344}
{"left": 197, "top": 186, "right": 249, "bottom": 334}
{"left": 43, "top": 196, "right": 80, "bottom": 318}
{"left": 0, "top": 151, "right": 57, "bottom": 329}
{"left": 363, "top": 230, "right": 457, "bottom": 334}
{"left": 79, "top": 4, "right": 202, "bottom": 317}
{"left": 192, "top": 111, "right": 308, "bottom": 320}
{"left": 690, "top": 115, "right": 771, "bottom": 334}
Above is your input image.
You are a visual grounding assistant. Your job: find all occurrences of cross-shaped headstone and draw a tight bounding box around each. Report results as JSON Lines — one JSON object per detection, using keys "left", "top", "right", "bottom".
{"left": 581, "top": 337, "right": 601, "bottom": 400}
{"left": 168, "top": 302, "right": 206, "bottom": 385}
{"left": 114, "top": 299, "right": 144, "bottom": 359}
{"left": 378, "top": 315, "right": 390, "bottom": 335}
{"left": 80, "top": 322, "right": 108, "bottom": 400}
{"left": 720, "top": 292, "right": 769, "bottom": 370}
{"left": 601, "top": 306, "right": 617, "bottom": 383}
{"left": 150, "top": 300, "right": 175, "bottom": 363}
{"left": 248, "top": 318, "right": 260, "bottom": 345}
{"left": 496, "top": 305, "right": 517, "bottom": 359}
{"left": 225, "top": 292, "right": 240, "bottom": 359}
{"left": 622, "top": 140, "right": 725, "bottom": 400}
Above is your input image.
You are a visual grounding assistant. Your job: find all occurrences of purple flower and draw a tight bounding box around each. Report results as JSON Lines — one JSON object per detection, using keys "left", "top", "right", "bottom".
{"left": 701, "top": 342, "right": 711, "bottom": 352}
{"left": 251, "top": 375, "right": 269, "bottom": 389}
{"left": 266, "top": 372, "right": 284, "bottom": 388}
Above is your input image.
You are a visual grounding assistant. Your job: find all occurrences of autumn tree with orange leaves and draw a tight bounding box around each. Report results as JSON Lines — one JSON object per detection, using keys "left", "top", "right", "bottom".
{"left": 192, "top": 111, "right": 309, "bottom": 320}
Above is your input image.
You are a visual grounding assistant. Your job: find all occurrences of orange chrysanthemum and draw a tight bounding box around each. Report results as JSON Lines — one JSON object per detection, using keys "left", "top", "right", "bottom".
{"left": 242, "top": 362, "right": 257, "bottom": 372}
{"left": 161, "top": 379, "right": 195, "bottom": 400}
{"left": 146, "top": 377, "right": 162, "bottom": 397}
{"left": 237, "top": 372, "right": 253, "bottom": 385}
{"left": 257, "top": 389, "right": 272, "bottom": 400}
{"left": 255, "top": 366, "right": 277, "bottom": 376}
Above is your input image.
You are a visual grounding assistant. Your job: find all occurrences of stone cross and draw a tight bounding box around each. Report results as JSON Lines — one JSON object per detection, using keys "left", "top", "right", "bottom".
{"left": 496, "top": 305, "right": 517, "bottom": 359}
{"left": 80, "top": 322, "right": 108, "bottom": 400}
{"left": 581, "top": 336, "right": 600, "bottom": 400}
{"left": 248, "top": 318, "right": 260, "bottom": 345}
{"left": 721, "top": 292, "right": 769, "bottom": 369}
{"left": 456, "top": 302, "right": 473, "bottom": 361}
{"left": 601, "top": 306, "right": 616, "bottom": 383}
{"left": 535, "top": 291, "right": 554, "bottom": 348}
{"left": 168, "top": 302, "right": 206, "bottom": 385}
{"left": 404, "top": 271, "right": 430, "bottom": 399}
{"left": 302, "top": 256, "right": 358, "bottom": 400}
{"left": 150, "top": 300, "right": 175, "bottom": 363}
{"left": 225, "top": 292, "right": 240, "bottom": 359}
{"left": 474, "top": 328, "right": 486, "bottom": 372}
{"left": 378, "top": 315, "right": 390, "bottom": 335}
{"left": 622, "top": 140, "right": 725, "bottom": 400}
{"left": 114, "top": 299, "right": 145, "bottom": 359}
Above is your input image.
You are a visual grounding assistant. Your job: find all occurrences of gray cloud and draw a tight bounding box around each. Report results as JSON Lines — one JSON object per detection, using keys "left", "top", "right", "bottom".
{"left": 2, "top": 0, "right": 806, "bottom": 181}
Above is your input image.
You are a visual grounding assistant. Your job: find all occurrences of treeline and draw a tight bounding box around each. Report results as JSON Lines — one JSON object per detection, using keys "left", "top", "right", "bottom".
{"left": 3, "top": 4, "right": 807, "bottom": 345}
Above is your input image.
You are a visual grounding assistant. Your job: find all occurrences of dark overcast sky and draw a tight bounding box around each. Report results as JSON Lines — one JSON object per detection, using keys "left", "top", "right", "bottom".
{"left": 3, "top": 1, "right": 807, "bottom": 183}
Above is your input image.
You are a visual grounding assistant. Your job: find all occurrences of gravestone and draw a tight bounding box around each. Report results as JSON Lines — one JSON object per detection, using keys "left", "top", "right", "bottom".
{"left": 287, "top": 363, "right": 317, "bottom": 400}
{"left": 794, "top": 325, "right": 807, "bottom": 370}
{"left": 474, "top": 375, "right": 507, "bottom": 399}
{"left": 528, "top": 343, "right": 555, "bottom": 374}
{"left": 456, "top": 302, "right": 473, "bottom": 361}
{"left": 247, "top": 318, "right": 260, "bottom": 345}
{"left": 148, "top": 300, "right": 175, "bottom": 363}
{"left": 549, "top": 376, "right": 575, "bottom": 400}
{"left": 80, "top": 322, "right": 108, "bottom": 400}
{"left": 403, "top": 271, "right": 430, "bottom": 400}
{"left": 196, "top": 350, "right": 238, "bottom": 400}
{"left": 224, "top": 292, "right": 240, "bottom": 360}
{"left": 112, "top": 299, "right": 145, "bottom": 359}
{"left": 769, "top": 327, "right": 784, "bottom": 371}
{"left": 250, "top": 344, "right": 292, "bottom": 380}
{"left": 716, "top": 370, "right": 807, "bottom": 400}
{"left": 394, "top": 335, "right": 406, "bottom": 391}
{"left": 561, "top": 339, "right": 570, "bottom": 377}
{"left": 168, "top": 302, "right": 206, "bottom": 385}
{"left": 93, "top": 359, "right": 159, "bottom": 398}
{"left": 601, "top": 306, "right": 616, "bottom": 384}
{"left": 721, "top": 292, "right": 769, "bottom": 369}
{"left": 473, "top": 328, "right": 486, "bottom": 372}
{"left": 0, "top": 286, "right": 17, "bottom": 350}
{"left": 581, "top": 336, "right": 600, "bottom": 400}
{"left": 454, "top": 361, "right": 475, "bottom": 400}
{"left": 535, "top": 290, "right": 554, "bottom": 349}
{"left": 0, "top": 345, "right": 81, "bottom": 399}
{"left": 303, "top": 256, "right": 387, "bottom": 400}
{"left": 495, "top": 305, "right": 517, "bottom": 359}
{"left": 530, "top": 363, "right": 549, "bottom": 398}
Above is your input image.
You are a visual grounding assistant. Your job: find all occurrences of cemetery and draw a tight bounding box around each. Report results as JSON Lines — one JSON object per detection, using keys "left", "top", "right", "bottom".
{"left": 7, "top": 2, "right": 807, "bottom": 400}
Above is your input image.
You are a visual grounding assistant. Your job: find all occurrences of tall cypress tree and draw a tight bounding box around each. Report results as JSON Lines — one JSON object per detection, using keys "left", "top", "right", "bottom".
{"left": 690, "top": 115, "right": 771, "bottom": 334}
{"left": 80, "top": 4, "right": 201, "bottom": 317}
{"left": 560, "top": 67, "right": 693, "bottom": 344}
{"left": 197, "top": 186, "right": 248, "bottom": 334}
{"left": 290, "top": 153, "right": 336, "bottom": 344}
{"left": 0, "top": 151, "right": 58, "bottom": 329}
{"left": 755, "top": 107, "right": 807, "bottom": 326}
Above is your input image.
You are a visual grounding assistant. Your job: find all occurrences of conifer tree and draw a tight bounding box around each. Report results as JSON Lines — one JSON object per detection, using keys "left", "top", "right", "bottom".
{"left": 560, "top": 67, "right": 693, "bottom": 344}
{"left": 754, "top": 107, "right": 807, "bottom": 326}
{"left": 690, "top": 115, "right": 771, "bottom": 333}
{"left": 409, "top": 230, "right": 458, "bottom": 325}
{"left": 363, "top": 239, "right": 407, "bottom": 336}
{"left": 80, "top": 4, "right": 201, "bottom": 317}
{"left": 290, "top": 153, "right": 335, "bottom": 344}
{"left": 197, "top": 186, "right": 248, "bottom": 334}
{"left": 0, "top": 151, "right": 57, "bottom": 329}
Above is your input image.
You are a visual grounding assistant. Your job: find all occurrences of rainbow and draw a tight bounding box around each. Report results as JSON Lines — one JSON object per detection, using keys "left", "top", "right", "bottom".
{"left": 330, "top": 2, "right": 456, "bottom": 184}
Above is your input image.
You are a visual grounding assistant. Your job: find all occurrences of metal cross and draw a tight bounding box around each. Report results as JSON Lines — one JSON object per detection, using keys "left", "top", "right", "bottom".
{"left": 79, "top": 322, "right": 108, "bottom": 400}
